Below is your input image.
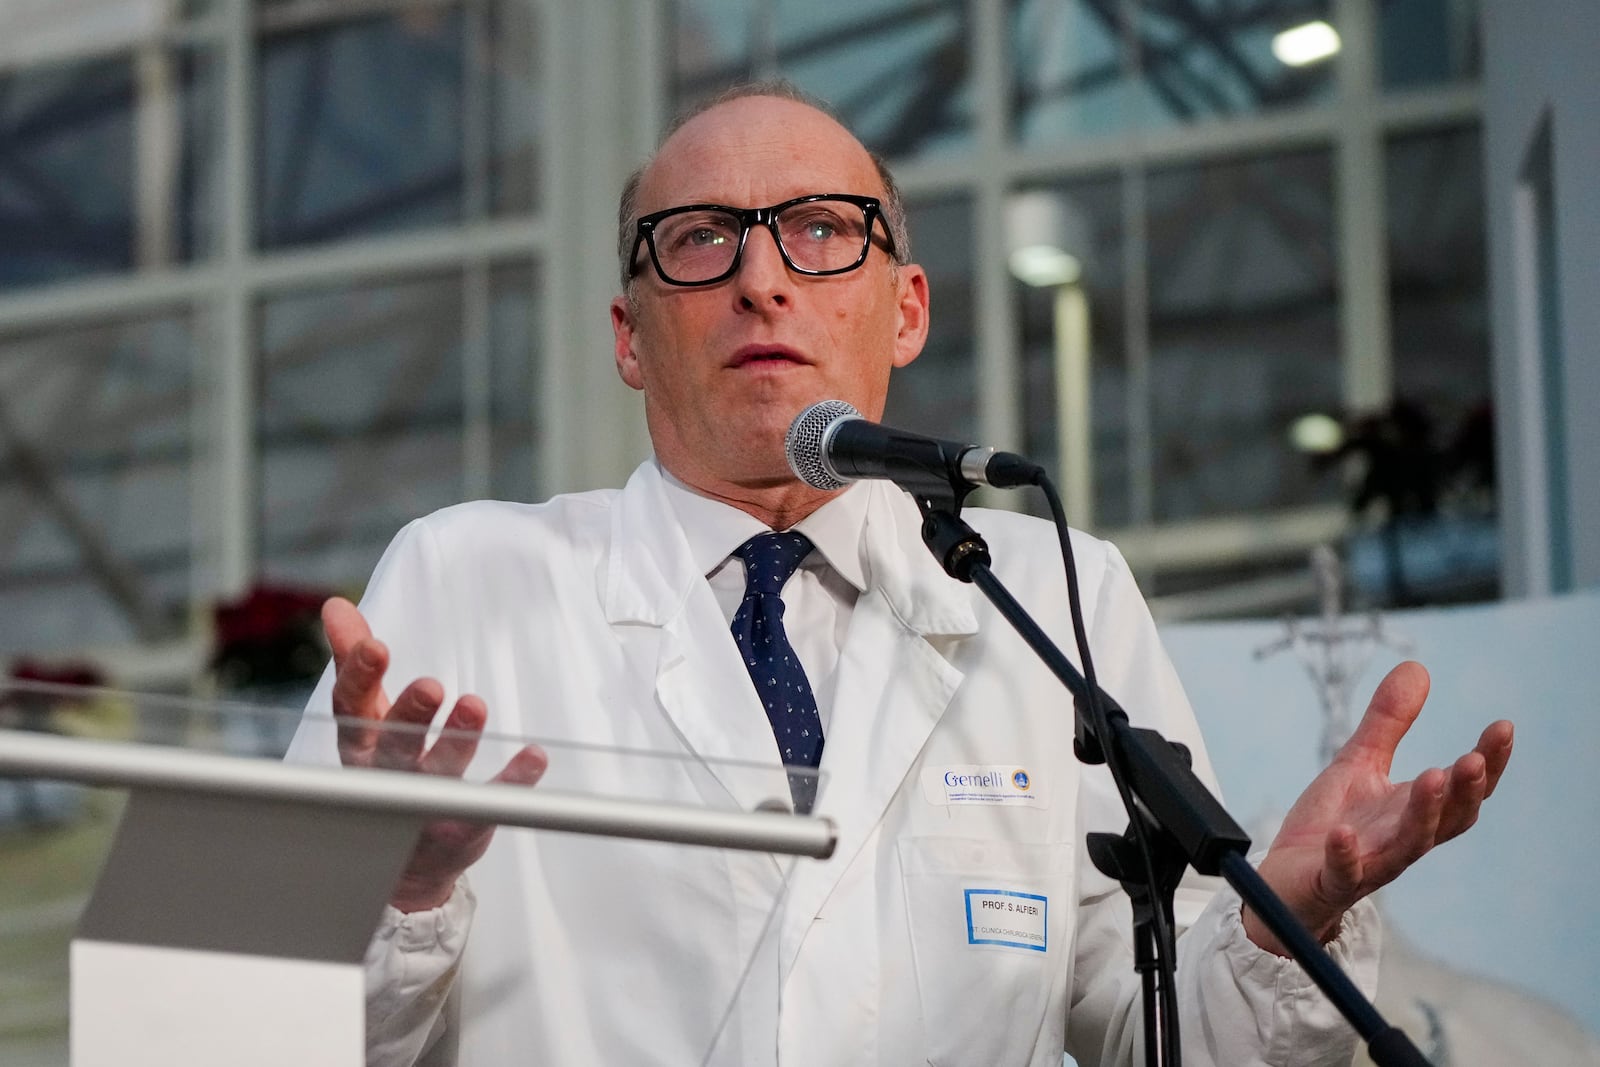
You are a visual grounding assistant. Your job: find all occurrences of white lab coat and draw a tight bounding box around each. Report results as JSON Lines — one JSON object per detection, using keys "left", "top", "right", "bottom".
{"left": 299, "top": 461, "right": 1377, "bottom": 1066}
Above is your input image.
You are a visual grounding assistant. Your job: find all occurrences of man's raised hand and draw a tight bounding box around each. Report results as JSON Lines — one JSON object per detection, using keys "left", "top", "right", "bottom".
{"left": 1245, "top": 661, "right": 1514, "bottom": 955}
{"left": 322, "top": 596, "right": 548, "bottom": 912}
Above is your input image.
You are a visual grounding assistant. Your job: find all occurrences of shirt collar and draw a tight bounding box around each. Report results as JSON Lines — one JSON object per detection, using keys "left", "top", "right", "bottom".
{"left": 607, "top": 460, "right": 975, "bottom": 636}
{"left": 658, "top": 464, "right": 870, "bottom": 594}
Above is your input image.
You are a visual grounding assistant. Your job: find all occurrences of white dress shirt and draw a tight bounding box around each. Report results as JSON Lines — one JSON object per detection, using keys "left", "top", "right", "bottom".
{"left": 660, "top": 469, "right": 871, "bottom": 736}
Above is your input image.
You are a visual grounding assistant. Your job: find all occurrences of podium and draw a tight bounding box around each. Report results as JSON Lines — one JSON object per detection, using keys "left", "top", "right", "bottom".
{"left": 0, "top": 680, "right": 833, "bottom": 1066}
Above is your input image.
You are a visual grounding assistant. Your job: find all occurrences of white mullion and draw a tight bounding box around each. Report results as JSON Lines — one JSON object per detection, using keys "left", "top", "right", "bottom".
{"left": 895, "top": 104, "right": 1342, "bottom": 193}
{"left": 1375, "top": 83, "right": 1480, "bottom": 132}
{"left": 972, "top": 0, "right": 1021, "bottom": 510}
{"left": 461, "top": 0, "right": 493, "bottom": 501}
{"left": 257, "top": 0, "right": 460, "bottom": 36}
{"left": 1122, "top": 0, "right": 1154, "bottom": 530}
{"left": 538, "top": 0, "right": 576, "bottom": 497}
{"left": 208, "top": 0, "right": 257, "bottom": 603}
{"left": 1124, "top": 161, "right": 1153, "bottom": 528}
{"left": 538, "top": 2, "right": 644, "bottom": 494}
{"left": 0, "top": 223, "right": 546, "bottom": 339}
{"left": 0, "top": 270, "right": 216, "bottom": 333}
{"left": 1509, "top": 178, "right": 1552, "bottom": 595}
{"left": 134, "top": 14, "right": 181, "bottom": 272}
{"left": 1334, "top": 0, "right": 1392, "bottom": 413}
{"left": 462, "top": 254, "right": 494, "bottom": 501}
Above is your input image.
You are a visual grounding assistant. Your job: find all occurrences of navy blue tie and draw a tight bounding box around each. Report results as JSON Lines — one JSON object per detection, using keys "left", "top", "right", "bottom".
{"left": 731, "top": 532, "right": 824, "bottom": 813}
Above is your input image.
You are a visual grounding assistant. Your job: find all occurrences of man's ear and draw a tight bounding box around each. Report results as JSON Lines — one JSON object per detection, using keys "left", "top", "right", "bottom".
{"left": 891, "top": 265, "right": 930, "bottom": 369}
{"left": 611, "top": 294, "right": 645, "bottom": 391}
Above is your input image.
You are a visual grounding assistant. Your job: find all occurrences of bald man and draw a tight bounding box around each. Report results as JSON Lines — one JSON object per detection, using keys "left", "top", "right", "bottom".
{"left": 302, "top": 84, "right": 1512, "bottom": 1066}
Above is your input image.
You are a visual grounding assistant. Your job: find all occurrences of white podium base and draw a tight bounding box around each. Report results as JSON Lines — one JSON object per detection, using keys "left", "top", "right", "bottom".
{"left": 72, "top": 940, "right": 363, "bottom": 1067}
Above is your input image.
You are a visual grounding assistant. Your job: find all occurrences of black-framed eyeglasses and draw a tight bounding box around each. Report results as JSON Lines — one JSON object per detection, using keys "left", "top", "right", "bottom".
{"left": 629, "top": 193, "right": 897, "bottom": 287}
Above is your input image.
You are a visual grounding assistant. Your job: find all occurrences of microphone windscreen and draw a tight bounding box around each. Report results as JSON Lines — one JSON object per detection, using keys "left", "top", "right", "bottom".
{"left": 785, "top": 399, "right": 860, "bottom": 490}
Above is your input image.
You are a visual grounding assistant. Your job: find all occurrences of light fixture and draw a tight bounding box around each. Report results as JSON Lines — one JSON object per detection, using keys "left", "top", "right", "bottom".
{"left": 1006, "top": 191, "right": 1087, "bottom": 288}
{"left": 1272, "top": 20, "right": 1341, "bottom": 67}
{"left": 1289, "top": 412, "right": 1345, "bottom": 454}
{"left": 1009, "top": 245, "right": 1083, "bottom": 288}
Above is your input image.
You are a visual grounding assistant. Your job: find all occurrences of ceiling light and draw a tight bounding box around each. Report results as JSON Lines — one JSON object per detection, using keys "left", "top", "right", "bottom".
{"left": 1289, "top": 412, "right": 1344, "bottom": 454}
{"left": 1009, "top": 245, "right": 1082, "bottom": 288}
{"left": 1272, "top": 20, "right": 1341, "bottom": 67}
{"left": 1006, "top": 191, "right": 1089, "bottom": 287}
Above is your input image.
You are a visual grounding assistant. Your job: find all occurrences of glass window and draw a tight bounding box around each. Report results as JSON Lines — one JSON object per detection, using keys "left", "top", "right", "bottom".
{"left": 257, "top": 9, "right": 468, "bottom": 247}
{"left": 0, "top": 48, "right": 217, "bottom": 292}
{"left": 883, "top": 194, "right": 977, "bottom": 438}
{"left": 255, "top": 2, "right": 538, "bottom": 244}
{"left": 1145, "top": 149, "right": 1341, "bottom": 521}
{"left": 669, "top": 0, "right": 973, "bottom": 161}
{"left": 1011, "top": 0, "right": 1340, "bottom": 143}
{"left": 257, "top": 262, "right": 540, "bottom": 586}
{"left": 1012, "top": 175, "right": 1129, "bottom": 526}
{"left": 0, "top": 313, "right": 196, "bottom": 654}
{"left": 1379, "top": 0, "right": 1479, "bottom": 89}
{"left": 486, "top": 0, "right": 542, "bottom": 217}
{"left": 489, "top": 261, "right": 541, "bottom": 502}
{"left": 1386, "top": 124, "right": 1488, "bottom": 457}
{"left": 1135, "top": 0, "right": 1337, "bottom": 130}
{"left": 669, "top": 0, "right": 751, "bottom": 98}
{"left": 1384, "top": 119, "right": 1492, "bottom": 590}
{"left": 1010, "top": 0, "right": 1131, "bottom": 145}
{"left": 258, "top": 274, "right": 468, "bottom": 585}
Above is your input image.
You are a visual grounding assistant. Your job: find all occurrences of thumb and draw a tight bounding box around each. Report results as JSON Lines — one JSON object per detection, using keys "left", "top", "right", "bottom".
{"left": 1318, "top": 825, "right": 1363, "bottom": 907}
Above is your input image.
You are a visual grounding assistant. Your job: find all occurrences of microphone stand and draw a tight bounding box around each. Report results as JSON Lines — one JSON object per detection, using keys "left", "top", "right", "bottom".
{"left": 910, "top": 487, "right": 1431, "bottom": 1067}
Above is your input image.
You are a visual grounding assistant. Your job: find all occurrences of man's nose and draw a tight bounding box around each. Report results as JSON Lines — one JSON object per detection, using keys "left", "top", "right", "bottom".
{"left": 733, "top": 224, "right": 792, "bottom": 308}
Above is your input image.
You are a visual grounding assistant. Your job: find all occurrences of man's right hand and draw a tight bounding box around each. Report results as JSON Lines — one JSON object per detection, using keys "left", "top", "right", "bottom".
{"left": 323, "top": 596, "right": 548, "bottom": 913}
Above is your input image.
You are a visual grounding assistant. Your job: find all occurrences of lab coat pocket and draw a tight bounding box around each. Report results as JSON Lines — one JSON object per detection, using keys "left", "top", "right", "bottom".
{"left": 899, "top": 836, "right": 1069, "bottom": 1067}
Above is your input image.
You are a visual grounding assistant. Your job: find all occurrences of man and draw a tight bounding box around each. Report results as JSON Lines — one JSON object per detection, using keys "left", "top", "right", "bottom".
{"left": 300, "top": 84, "right": 1513, "bottom": 1066}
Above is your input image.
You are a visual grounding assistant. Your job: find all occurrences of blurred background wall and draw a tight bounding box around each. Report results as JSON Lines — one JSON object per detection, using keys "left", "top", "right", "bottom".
{"left": 0, "top": 0, "right": 1594, "bottom": 1062}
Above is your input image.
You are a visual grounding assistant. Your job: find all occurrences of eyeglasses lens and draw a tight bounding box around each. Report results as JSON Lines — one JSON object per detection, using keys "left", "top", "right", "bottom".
{"left": 650, "top": 199, "right": 872, "bottom": 284}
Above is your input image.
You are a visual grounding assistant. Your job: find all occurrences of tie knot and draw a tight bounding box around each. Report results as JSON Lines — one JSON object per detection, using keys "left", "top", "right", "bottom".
{"left": 734, "top": 531, "right": 815, "bottom": 597}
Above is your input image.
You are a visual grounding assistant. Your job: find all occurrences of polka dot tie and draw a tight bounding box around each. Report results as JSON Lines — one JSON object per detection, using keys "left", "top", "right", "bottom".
{"left": 731, "top": 531, "right": 824, "bottom": 813}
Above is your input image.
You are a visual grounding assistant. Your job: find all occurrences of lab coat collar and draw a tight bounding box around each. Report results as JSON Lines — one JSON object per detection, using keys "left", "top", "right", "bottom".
{"left": 604, "top": 460, "right": 978, "bottom": 639}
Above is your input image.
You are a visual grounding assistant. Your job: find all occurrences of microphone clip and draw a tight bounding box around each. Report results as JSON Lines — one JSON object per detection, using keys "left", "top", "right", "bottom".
{"left": 915, "top": 497, "right": 991, "bottom": 583}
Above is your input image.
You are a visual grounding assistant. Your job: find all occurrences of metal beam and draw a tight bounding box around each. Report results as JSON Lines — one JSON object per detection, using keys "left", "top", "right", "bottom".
{"left": 0, "top": 221, "right": 543, "bottom": 334}
{"left": 0, "top": 398, "right": 165, "bottom": 639}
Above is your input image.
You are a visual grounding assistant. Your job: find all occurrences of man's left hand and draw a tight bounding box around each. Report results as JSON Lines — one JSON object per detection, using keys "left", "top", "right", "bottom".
{"left": 1244, "top": 660, "right": 1514, "bottom": 955}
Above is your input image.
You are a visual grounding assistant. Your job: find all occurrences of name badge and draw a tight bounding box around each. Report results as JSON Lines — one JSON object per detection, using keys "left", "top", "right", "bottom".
{"left": 964, "top": 889, "right": 1048, "bottom": 951}
{"left": 923, "top": 765, "right": 1047, "bottom": 808}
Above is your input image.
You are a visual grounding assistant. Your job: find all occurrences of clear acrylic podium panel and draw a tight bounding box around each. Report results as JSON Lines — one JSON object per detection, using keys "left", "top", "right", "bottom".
{"left": 0, "top": 678, "right": 823, "bottom": 1066}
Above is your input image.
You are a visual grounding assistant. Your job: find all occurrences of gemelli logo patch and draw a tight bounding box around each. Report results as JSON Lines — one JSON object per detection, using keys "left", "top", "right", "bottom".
{"left": 923, "top": 765, "right": 1048, "bottom": 807}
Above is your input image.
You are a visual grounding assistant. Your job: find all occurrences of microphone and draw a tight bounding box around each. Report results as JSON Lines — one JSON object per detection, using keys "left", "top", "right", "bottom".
{"left": 784, "top": 399, "right": 1042, "bottom": 495}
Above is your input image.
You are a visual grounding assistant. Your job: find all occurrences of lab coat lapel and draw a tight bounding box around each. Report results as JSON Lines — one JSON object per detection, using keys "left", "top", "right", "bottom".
{"left": 604, "top": 464, "right": 790, "bottom": 815}
{"left": 652, "top": 609, "right": 796, "bottom": 814}
{"left": 777, "top": 485, "right": 978, "bottom": 977}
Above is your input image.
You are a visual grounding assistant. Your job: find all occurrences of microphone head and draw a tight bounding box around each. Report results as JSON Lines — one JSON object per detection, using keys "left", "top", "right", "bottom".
{"left": 786, "top": 399, "right": 861, "bottom": 490}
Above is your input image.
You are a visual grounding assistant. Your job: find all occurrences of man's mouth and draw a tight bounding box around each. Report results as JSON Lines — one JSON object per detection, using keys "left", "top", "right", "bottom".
{"left": 730, "top": 344, "right": 808, "bottom": 368}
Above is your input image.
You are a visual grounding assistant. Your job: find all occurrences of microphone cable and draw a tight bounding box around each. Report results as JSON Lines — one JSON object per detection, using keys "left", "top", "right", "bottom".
{"left": 1029, "top": 468, "right": 1183, "bottom": 1066}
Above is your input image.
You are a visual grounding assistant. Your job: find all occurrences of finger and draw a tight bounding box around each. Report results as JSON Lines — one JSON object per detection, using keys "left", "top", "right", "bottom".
{"left": 1339, "top": 661, "right": 1431, "bottom": 777}
{"left": 1317, "top": 824, "right": 1363, "bottom": 907}
{"left": 419, "top": 695, "right": 488, "bottom": 779}
{"left": 331, "top": 638, "right": 390, "bottom": 715}
{"left": 1385, "top": 766, "right": 1448, "bottom": 877}
{"left": 1431, "top": 749, "right": 1489, "bottom": 841}
{"left": 323, "top": 597, "right": 371, "bottom": 669}
{"left": 326, "top": 598, "right": 389, "bottom": 722}
{"left": 371, "top": 678, "right": 445, "bottom": 771}
{"left": 493, "top": 744, "right": 549, "bottom": 788}
{"left": 1476, "top": 720, "right": 1514, "bottom": 799}
{"left": 331, "top": 639, "right": 391, "bottom": 765}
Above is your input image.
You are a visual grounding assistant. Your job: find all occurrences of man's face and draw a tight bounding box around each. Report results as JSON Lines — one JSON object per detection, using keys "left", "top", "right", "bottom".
{"left": 611, "top": 96, "right": 930, "bottom": 495}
